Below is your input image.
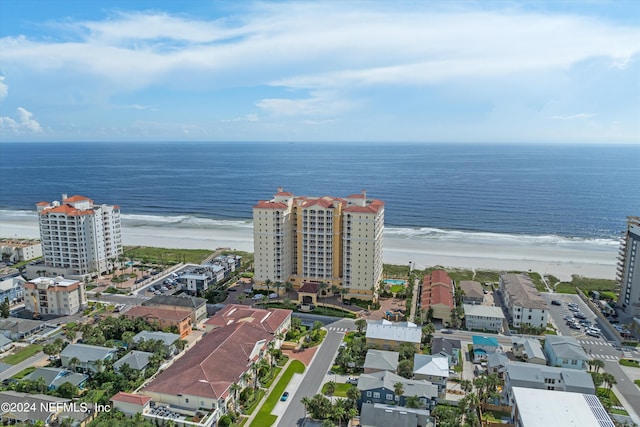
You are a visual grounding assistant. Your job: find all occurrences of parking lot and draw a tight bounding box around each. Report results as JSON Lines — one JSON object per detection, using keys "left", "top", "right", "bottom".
{"left": 542, "top": 293, "right": 605, "bottom": 340}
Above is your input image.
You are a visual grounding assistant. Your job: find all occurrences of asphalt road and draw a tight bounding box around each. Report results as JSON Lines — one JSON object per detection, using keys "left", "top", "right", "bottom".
{"left": 276, "top": 318, "right": 355, "bottom": 427}
{"left": 0, "top": 352, "right": 47, "bottom": 381}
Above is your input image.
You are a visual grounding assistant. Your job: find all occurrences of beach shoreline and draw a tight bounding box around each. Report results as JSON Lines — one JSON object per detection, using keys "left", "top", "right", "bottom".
{"left": 0, "top": 215, "right": 619, "bottom": 282}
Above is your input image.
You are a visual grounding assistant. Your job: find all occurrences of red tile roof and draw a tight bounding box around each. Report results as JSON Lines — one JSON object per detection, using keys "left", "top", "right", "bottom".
{"left": 343, "top": 199, "right": 384, "bottom": 213}
{"left": 111, "top": 392, "right": 151, "bottom": 406}
{"left": 124, "top": 306, "right": 191, "bottom": 322}
{"left": 39, "top": 205, "right": 93, "bottom": 216}
{"left": 36, "top": 201, "right": 49, "bottom": 206}
{"left": 420, "top": 270, "right": 454, "bottom": 309}
{"left": 298, "top": 282, "right": 321, "bottom": 293}
{"left": 204, "top": 304, "right": 291, "bottom": 334}
{"left": 62, "top": 195, "right": 92, "bottom": 203}
{"left": 143, "top": 321, "right": 274, "bottom": 400}
{"left": 430, "top": 269, "right": 452, "bottom": 285}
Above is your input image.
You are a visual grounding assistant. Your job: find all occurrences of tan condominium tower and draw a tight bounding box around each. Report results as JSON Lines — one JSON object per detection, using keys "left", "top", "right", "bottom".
{"left": 35, "top": 194, "right": 122, "bottom": 279}
{"left": 253, "top": 188, "right": 384, "bottom": 300}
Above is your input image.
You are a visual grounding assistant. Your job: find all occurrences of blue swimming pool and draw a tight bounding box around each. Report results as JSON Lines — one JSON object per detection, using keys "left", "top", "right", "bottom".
{"left": 384, "top": 279, "right": 406, "bottom": 285}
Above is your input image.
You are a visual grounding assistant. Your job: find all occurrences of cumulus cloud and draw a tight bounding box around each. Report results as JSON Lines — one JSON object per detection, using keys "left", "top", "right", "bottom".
{"left": 0, "top": 107, "right": 43, "bottom": 134}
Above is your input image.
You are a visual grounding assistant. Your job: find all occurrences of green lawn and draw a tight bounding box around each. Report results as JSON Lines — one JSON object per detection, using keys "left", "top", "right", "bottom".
{"left": 250, "top": 360, "right": 305, "bottom": 427}
{"left": 243, "top": 389, "right": 265, "bottom": 416}
{"left": 390, "top": 284, "right": 405, "bottom": 294}
{"left": 261, "top": 366, "right": 282, "bottom": 388}
{"left": 634, "top": 379, "right": 640, "bottom": 388}
{"left": 619, "top": 359, "right": 640, "bottom": 368}
{"left": 555, "top": 276, "right": 617, "bottom": 294}
{"left": 1, "top": 344, "right": 43, "bottom": 365}
{"left": 321, "top": 382, "right": 352, "bottom": 397}
{"left": 12, "top": 366, "right": 37, "bottom": 379}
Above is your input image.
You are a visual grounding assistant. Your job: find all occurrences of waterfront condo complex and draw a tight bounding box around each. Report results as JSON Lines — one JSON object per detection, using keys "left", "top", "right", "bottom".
{"left": 33, "top": 194, "right": 122, "bottom": 279}
{"left": 617, "top": 216, "right": 640, "bottom": 317}
{"left": 253, "top": 188, "right": 384, "bottom": 299}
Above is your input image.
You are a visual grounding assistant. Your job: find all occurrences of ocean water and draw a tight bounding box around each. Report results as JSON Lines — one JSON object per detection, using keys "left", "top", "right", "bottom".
{"left": 0, "top": 142, "right": 638, "bottom": 248}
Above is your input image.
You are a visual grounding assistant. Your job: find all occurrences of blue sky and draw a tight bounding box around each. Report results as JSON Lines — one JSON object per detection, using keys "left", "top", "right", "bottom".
{"left": 1, "top": 1, "right": 639, "bottom": 143}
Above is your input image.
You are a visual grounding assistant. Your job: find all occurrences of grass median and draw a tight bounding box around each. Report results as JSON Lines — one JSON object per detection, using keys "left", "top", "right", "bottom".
{"left": 250, "top": 360, "right": 305, "bottom": 427}
{"left": 1, "top": 344, "right": 43, "bottom": 365}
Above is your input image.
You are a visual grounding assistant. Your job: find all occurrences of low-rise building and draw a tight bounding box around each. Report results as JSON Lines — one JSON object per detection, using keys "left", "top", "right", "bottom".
{"left": 431, "top": 337, "right": 461, "bottom": 366}
{"left": 459, "top": 280, "right": 484, "bottom": 305}
{"left": 132, "top": 330, "right": 180, "bottom": 356}
{"left": 24, "top": 367, "right": 88, "bottom": 391}
{"left": 143, "top": 294, "right": 208, "bottom": 324}
{"left": 0, "top": 318, "right": 45, "bottom": 340}
{"left": 358, "top": 370, "right": 439, "bottom": 410}
{"left": 499, "top": 273, "right": 548, "bottom": 329}
{"left": 363, "top": 349, "right": 399, "bottom": 374}
{"left": 365, "top": 319, "right": 422, "bottom": 351}
{"left": 204, "top": 304, "right": 291, "bottom": 340}
{"left": 420, "top": 270, "right": 454, "bottom": 324}
{"left": 359, "top": 402, "right": 433, "bottom": 427}
{"left": 0, "top": 391, "right": 93, "bottom": 426}
{"left": 503, "top": 361, "right": 595, "bottom": 405}
{"left": 113, "top": 350, "right": 154, "bottom": 374}
{"left": 510, "top": 337, "right": 546, "bottom": 365}
{"left": 0, "top": 335, "right": 13, "bottom": 352}
{"left": 111, "top": 392, "right": 152, "bottom": 416}
{"left": 123, "top": 306, "right": 192, "bottom": 338}
{"left": 543, "top": 335, "right": 590, "bottom": 370}
{"left": 182, "top": 273, "right": 212, "bottom": 296}
{"left": 24, "top": 276, "right": 87, "bottom": 316}
{"left": 413, "top": 355, "right": 449, "bottom": 397}
{"left": 0, "top": 275, "right": 25, "bottom": 306}
{"left": 472, "top": 335, "right": 500, "bottom": 362}
{"left": 463, "top": 304, "right": 505, "bottom": 332}
{"left": 510, "top": 387, "right": 614, "bottom": 427}
{"left": 60, "top": 343, "right": 117, "bottom": 374}
{"left": 0, "top": 239, "right": 42, "bottom": 263}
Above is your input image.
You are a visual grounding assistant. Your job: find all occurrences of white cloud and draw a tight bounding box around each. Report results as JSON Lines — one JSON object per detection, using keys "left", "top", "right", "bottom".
{"left": 0, "top": 107, "right": 43, "bottom": 134}
{"left": 550, "top": 113, "right": 596, "bottom": 120}
{"left": 256, "top": 91, "right": 354, "bottom": 116}
{"left": 0, "top": 76, "right": 7, "bottom": 99}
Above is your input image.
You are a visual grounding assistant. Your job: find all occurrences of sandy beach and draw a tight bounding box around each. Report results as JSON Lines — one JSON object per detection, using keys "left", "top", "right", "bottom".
{"left": 0, "top": 214, "right": 618, "bottom": 282}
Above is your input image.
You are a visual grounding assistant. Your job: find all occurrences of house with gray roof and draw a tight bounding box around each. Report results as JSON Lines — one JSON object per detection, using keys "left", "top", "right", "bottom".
{"left": 60, "top": 343, "right": 117, "bottom": 374}
{"left": 366, "top": 320, "right": 422, "bottom": 351}
{"left": 0, "top": 335, "right": 13, "bottom": 352}
{"left": 459, "top": 280, "right": 484, "bottom": 305}
{"left": 463, "top": 304, "right": 505, "bottom": 333}
{"left": 431, "top": 337, "right": 461, "bottom": 366}
{"left": 543, "top": 335, "right": 589, "bottom": 370}
{"left": 0, "top": 318, "right": 44, "bottom": 340}
{"left": 486, "top": 353, "right": 509, "bottom": 377}
{"left": 413, "top": 355, "right": 449, "bottom": 397}
{"left": 358, "top": 370, "right": 439, "bottom": 410}
{"left": 363, "top": 349, "right": 399, "bottom": 374}
{"left": 360, "top": 402, "right": 434, "bottom": 427}
{"left": 503, "top": 361, "right": 595, "bottom": 405}
{"left": 25, "top": 367, "right": 88, "bottom": 390}
{"left": 0, "top": 391, "right": 92, "bottom": 426}
{"left": 113, "top": 350, "right": 153, "bottom": 373}
{"left": 511, "top": 337, "right": 546, "bottom": 365}
{"left": 133, "top": 330, "right": 180, "bottom": 356}
{"left": 499, "top": 273, "right": 548, "bottom": 329}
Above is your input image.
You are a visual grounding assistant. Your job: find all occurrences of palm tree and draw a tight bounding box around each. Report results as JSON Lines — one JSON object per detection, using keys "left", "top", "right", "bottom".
{"left": 393, "top": 382, "right": 405, "bottom": 404}
{"left": 325, "top": 381, "right": 336, "bottom": 398}
{"left": 250, "top": 361, "right": 259, "bottom": 390}
{"left": 592, "top": 359, "right": 605, "bottom": 374}
{"left": 275, "top": 281, "right": 282, "bottom": 298}
{"left": 230, "top": 382, "right": 242, "bottom": 412}
{"left": 346, "top": 385, "right": 360, "bottom": 404}
{"left": 421, "top": 323, "right": 435, "bottom": 346}
{"left": 602, "top": 372, "right": 616, "bottom": 397}
{"left": 264, "top": 279, "right": 272, "bottom": 294}
{"left": 68, "top": 356, "right": 81, "bottom": 372}
{"left": 355, "top": 319, "right": 367, "bottom": 334}
{"left": 241, "top": 371, "right": 252, "bottom": 389}
{"left": 460, "top": 379, "right": 473, "bottom": 395}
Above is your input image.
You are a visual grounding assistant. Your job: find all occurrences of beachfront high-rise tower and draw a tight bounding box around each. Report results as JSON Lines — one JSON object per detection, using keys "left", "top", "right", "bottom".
{"left": 616, "top": 216, "right": 640, "bottom": 317}
{"left": 253, "top": 188, "right": 384, "bottom": 299}
{"left": 32, "top": 194, "right": 122, "bottom": 280}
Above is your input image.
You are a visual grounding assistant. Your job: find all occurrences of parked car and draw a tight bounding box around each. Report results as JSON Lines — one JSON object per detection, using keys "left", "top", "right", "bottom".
{"left": 569, "top": 323, "right": 581, "bottom": 329}
{"left": 268, "top": 293, "right": 279, "bottom": 299}
{"left": 574, "top": 313, "right": 587, "bottom": 319}
{"left": 346, "top": 377, "right": 359, "bottom": 385}
{"left": 586, "top": 329, "right": 600, "bottom": 337}
{"left": 551, "top": 300, "right": 562, "bottom": 306}
{"left": 563, "top": 315, "right": 574, "bottom": 321}
{"left": 252, "top": 294, "right": 265, "bottom": 300}
{"left": 343, "top": 300, "right": 352, "bottom": 306}
{"left": 280, "top": 392, "right": 289, "bottom": 401}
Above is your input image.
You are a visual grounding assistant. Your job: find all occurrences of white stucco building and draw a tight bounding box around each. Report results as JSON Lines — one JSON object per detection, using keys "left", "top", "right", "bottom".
{"left": 499, "top": 273, "right": 548, "bottom": 329}
{"left": 463, "top": 304, "right": 506, "bottom": 332}
{"left": 24, "top": 277, "right": 87, "bottom": 317}
{"left": 33, "top": 194, "right": 122, "bottom": 280}
{"left": 253, "top": 188, "right": 384, "bottom": 299}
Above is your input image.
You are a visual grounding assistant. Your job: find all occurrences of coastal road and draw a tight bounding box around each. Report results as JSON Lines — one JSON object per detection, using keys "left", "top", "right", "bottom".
{"left": 276, "top": 318, "right": 355, "bottom": 427}
{"left": 0, "top": 352, "right": 47, "bottom": 381}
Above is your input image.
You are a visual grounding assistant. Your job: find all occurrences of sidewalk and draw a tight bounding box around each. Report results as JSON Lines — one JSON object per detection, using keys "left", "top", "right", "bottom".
{"left": 243, "top": 359, "right": 292, "bottom": 426}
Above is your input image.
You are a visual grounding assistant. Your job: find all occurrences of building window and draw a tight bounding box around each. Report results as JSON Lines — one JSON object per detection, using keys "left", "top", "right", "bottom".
{"left": 373, "top": 392, "right": 380, "bottom": 399}
{"left": 366, "top": 391, "right": 371, "bottom": 397}
{"left": 386, "top": 393, "right": 393, "bottom": 401}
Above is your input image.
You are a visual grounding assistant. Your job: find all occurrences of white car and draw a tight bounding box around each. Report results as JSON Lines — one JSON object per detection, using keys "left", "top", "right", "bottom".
{"left": 586, "top": 329, "right": 600, "bottom": 337}
{"left": 268, "top": 293, "right": 279, "bottom": 299}
{"left": 252, "top": 294, "right": 265, "bottom": 300}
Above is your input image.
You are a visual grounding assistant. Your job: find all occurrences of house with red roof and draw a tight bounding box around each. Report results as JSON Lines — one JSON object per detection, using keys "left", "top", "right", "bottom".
{"left": 123, "top": 306, "right": 192, "bottom": 338}
{"left": 420, "top": 270, "right": 454, "bottom": 324}
{"left": 111, "top": 392, "right": 152, "bottom": 416}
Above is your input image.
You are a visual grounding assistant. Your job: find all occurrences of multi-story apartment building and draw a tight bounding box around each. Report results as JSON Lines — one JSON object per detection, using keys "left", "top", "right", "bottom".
{"left": 0, "top": 239, "right": 42, "bottom": 263}
{"left": 24, "top": 277, "right": 87, "bottom": 316}
{"left": 499, "top": 273, "right": 548, "bottom": 329}
{"left": 253, "top": 188, "right": 384, "bottom": 299}
{"left": 617, "top": 216, "right": 640, "bottom": 317}
{"left": 34, "top": 194, "right": 122, "bottom": 279}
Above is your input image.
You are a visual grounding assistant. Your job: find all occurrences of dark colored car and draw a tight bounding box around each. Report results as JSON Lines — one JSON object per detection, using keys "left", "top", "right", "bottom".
{"left": 343, "top": 300, "right": 352, "bottom": 305}
{"left": 551, "top": 300, "right": 562, "bottom": 306}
